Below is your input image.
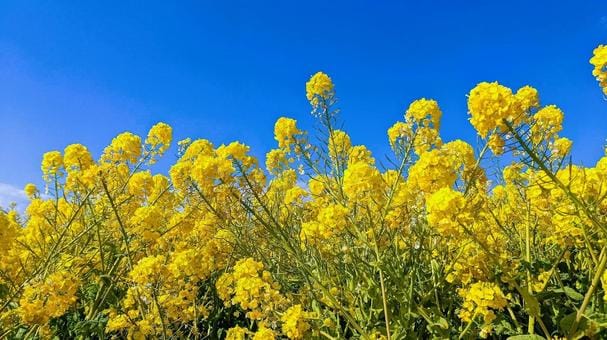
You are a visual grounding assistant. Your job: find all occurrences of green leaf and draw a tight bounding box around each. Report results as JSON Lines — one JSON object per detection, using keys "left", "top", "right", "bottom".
{"left": 517, "top": 287, "right": 541, "bottom": 317}
{"left": 585, "top": 312, "right": 607, "bottom": 330}
{"left": 559, "top": 311, "right": 589, "bottom": 338}
{"left": 553, "top": 287, "right": 584, "bottom": 301}
{"left": 506, "top": 335, "right": 546, "bottom": 340}
{"left": 558, "top": 311, "right": 576, "bottom": 333}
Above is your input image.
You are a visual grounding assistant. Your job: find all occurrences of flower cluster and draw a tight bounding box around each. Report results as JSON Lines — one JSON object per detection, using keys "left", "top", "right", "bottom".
{"left": 216, "top": 258, "right": 286, "bottom": 321}
{"left": 18, "top": 271, "right": 80, "bottom": 325}
{"left": 458, "top": 282, "right": 508, "bottom": 330}
{"left": 281, "top": 304, "right": 313, "bottom": 339}
{"left": 591, "top": 44, "right": 607, "bottom": 95}
{"left": 305, "top": 71, "right": 334, "bottom": 107}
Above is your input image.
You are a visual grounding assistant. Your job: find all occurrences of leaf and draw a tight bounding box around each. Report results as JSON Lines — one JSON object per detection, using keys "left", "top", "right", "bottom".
{"left": 587, "top": 312, "right": 607, "bottom": 327}
{"left": 506, "top": 335, "right": 546, "bottom": 340}
{"left": 552, "top": 287, "right": 584, "bottom": 301}
{"left": 558, "top": 311, "right": 576, "bottom": 333}
{"left": 559, "top": 311, "right": 588, "bottom": 338}
{"left": 517, "top": 286, "right": 541, "bottom": 317}
{"left": 417, "top": 306, "right": 448, "bottom": 330}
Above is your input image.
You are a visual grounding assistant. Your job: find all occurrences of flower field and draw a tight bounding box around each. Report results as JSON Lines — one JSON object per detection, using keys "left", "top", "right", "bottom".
{"left": 2, "top": 42, "right": 607, "bottom": 339}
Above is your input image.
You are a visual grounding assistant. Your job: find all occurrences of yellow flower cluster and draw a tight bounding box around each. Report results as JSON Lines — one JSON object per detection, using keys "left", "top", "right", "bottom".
{"left": 300, "top": 204, "right": 349, "bottom": 246}
{"left": 531, "top": 104, "right": 564, "bottom": 144}
{"left": 0, "top": 211, "right": 18, "bottom": 255}
{"left": 101, "top": 131, "right": 142, "bottom": 163}
{"left": 467, "top": 82, "right": 541, "bottom": 139}
{"left": 343, "top": 160, "right": 384, "bottom": 202}
{"left": 552, "top": 137, "right": 573, "bottom": 157}
{"left": 216, "top": 258, "right": 286, "bottom": 321}
{"left": 348, "top": 145, "right": 375, "bottom": 166}
{"left": 458, "top": 281, "right": 508, "bottom": 324}
{"left": 281, "top": 304, "right": 313, "bottom": 339}
{"left": 408, "top": 148, "right": 457, "bottom": 194}
{"left": 41, "top": 150, "right": 63, "bottom": 181}
{"left": 64, "top": 143, "right": 94, "bottom": 171}
{"left": 468, "top": 82, "right": 516, "bottom": 137}
{"left": 145, "top": 122, "right": 173, "bottom": 163}
{"left": 24, "top": 182, "right": 37, "bottom": 198}
{"left": 274, "top": 117, "right": 301, "bottom": 150}
{"left": 405, "top": 98, "right": 442, "bottom": 129}
{"left": 387, "top": 121, "right": 412, "bottom": 148}
{"left": 328, "top": 129, "right": 352, "bottom": 160}
{"left": 426, "top": 187, "right": 469, "bottom": 238}
{"left": 226, "top": 325, "right": 247, "bottom": 340}
{"left": 487, "top": 133, "right": 505, "bottom": 155}
{"left": 18, "top": 270, "right": 80, "bottom": 325}
{"left": 252, "top": 325, "right": 277, "bottom": 340}
{"left": 265, "top": 148, "right": 288, "bottom": 174}
{"left": 590, "top": 44, "right": 607, "bottom": 95}
{"left": 515, "top": 85, "right": 540, "bottom": 112}
{"left": 305, "top": 71, "right": 334, "bottom": 107}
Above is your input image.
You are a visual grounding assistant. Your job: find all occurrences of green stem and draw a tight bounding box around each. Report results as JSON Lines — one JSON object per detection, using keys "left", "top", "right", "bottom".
{"left": 526, "top": 210, "right": 535, "bottom": 334}
{"left": 569, "top": 245, "right": 607, "bottom": 337}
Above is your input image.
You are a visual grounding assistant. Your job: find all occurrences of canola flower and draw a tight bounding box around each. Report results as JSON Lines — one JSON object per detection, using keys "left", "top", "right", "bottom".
{"left": 1, "top": 41, "right": 607, "bottom": 340}
{"left": 591, "top": 44, "right": 607, "bottom": 95}
{"left": 306, "top": 71, "right": 334, "bottom": 108}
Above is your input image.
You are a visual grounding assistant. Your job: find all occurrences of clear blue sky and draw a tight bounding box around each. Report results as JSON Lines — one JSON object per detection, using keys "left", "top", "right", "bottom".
{"left": 1, "top": 1, "right": 607, "bottom": 207}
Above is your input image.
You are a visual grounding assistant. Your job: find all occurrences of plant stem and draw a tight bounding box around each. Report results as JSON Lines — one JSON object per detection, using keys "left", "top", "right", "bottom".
{"left": 569, "top": 245, "right": 607, "bottom": 337}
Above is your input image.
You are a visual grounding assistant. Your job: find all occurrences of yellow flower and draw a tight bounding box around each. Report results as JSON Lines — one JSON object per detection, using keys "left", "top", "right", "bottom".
{"left": 348, "top": 145, "right": 375, "bottom": 166}
{"left": 306, "top": 71, "right": 334, "bottom": 106}
{"left": 552, "top": 137, "right": 572, "bottom": 157}
{"left": 301, "top": 204, "right": 349, "bottom": 245}
{"left": 590, "top": 44, "right": 607, "bottom": 95}
{"left": 64, "top": 144, "right": 94, "bottom": 171}
{"left": 129, "top": 255, "right": 167, "bottom": 285}
{"left": 328, "top": 130, "right": 351, "bottom": 159}
{"left": 226, "top": 326, "right": 247, "bottom": 340}
{"left": 106, "top": 311, "right": 130, "bottom": 332}
{"left": 266, "top": 148, "right": 288, "bottom": 174}
{"left": 458, "top": 281, "right": 507, "bottom": 325}
{"left": 405, "top": 98, "right": 442, "bottom": 129}
{"left": 0, "top": 211, "right": 19, "bottom": 256}
{"left": 387, "top": 121, "right": 412, "bottom": 147}
{"left": 426, "top": 187, "right": 468, "bottom": 237}
{"left": 515, "top": 85, "right": 540, "bottom": 112}
{"left": 343, "top": 161, "right": 384, "bottom": 203}
{"left": 101, "top": 131, "right": 142, "bottom": 163}
{"left": 503, "top": 163, "right": 524, "bottom": 184}
{"left": 145, "top": 122, "right": 173, "bottom": 158}
{"left": 408, "top": 148, "right": 457, "bottom": 194}
{"left": 531, "top": 105, "right": 563, "bottom": 144}
{"left": 252, "top": 326, "right": 276, "bottom": 340}
{"left": 532, "top": 271, "right": 552, "bottom": 293}
{"left": 216, "top": 258, "right": 285, "bottom": 320}
{"left": 467, "top": 81, "right": 519, "bottom": 138}
{"left": 18, "top": 270, "right": 80, "bottom": 325}
{"left": 190, "top": 154, "right": 234, "bottom": 192}
{"left": 488, "top": 133, "right": 505, "bottom": 156}
{"left": 24, "top": 183, "right": 38, "bottom": 199}
{"left": 217, "top": 141, "right": 256, "bottom": 168}
{"left": 274, "top": 117, "right": 301, "bottom": 150}
{"left": 128, "top": 170, "right": 154, "bottom": 197}
{"left": 41, "top": 150, "right": 63, "bottom": 181}
{"left": 281, "top": 304, "right": 312, "bottom": 339}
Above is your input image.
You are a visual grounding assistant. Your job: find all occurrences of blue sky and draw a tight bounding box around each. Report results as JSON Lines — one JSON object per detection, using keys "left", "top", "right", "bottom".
{"left": 1, "top": 1, "right": 607, "bottom": 209}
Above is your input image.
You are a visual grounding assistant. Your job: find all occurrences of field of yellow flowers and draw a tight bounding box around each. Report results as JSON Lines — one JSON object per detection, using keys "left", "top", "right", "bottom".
{"left": 1, "top": 41, "right": 607, "bottom": 339}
